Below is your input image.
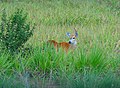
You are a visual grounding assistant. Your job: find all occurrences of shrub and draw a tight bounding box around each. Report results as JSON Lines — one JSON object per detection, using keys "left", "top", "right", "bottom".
{"left": 0, "top": 9, "right": 35, "bottom": 53}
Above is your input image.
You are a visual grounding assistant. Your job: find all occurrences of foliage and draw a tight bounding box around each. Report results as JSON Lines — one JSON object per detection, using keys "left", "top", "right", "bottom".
{"left": 0, "top": 0, "right": 120, "bottom": 87}
{"left": 0, "top": 9, "right": 34, "bottom": 53}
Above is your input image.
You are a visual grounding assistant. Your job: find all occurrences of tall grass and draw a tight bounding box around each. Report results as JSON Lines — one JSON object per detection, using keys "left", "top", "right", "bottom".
{"left": 0, "top": 44, "right": 119, "bottom": 87}
{"left": 0, "top": 0, "right": 120, "bottom": 87}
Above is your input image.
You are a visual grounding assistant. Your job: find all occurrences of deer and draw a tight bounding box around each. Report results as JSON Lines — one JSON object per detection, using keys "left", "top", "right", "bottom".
{"left": 47, "top": 28, "right": 78, "bottom": 53}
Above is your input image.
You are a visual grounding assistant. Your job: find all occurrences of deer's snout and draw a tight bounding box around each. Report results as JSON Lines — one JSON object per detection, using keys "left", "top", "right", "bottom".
{"left": 69, "top": 41, "right": 71, "bottom": 44}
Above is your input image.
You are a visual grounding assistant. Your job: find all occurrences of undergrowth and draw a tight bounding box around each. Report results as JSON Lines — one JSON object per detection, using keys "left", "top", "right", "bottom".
{"left": 0, "top": 0, "right": 120, "bottom": 88}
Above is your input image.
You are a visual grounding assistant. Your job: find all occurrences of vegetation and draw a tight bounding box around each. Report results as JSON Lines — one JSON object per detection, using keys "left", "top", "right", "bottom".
{"left": 0, "top": 9, "right": 34, "bottom": 53}
{"left": 0, "top": 0, "right": 120, "bottom": 88}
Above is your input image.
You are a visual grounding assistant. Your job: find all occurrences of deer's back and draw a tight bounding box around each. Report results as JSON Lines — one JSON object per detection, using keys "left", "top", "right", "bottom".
{"left": 59, "top": 42, "right": 70, "bottom": 49}
{"left": 47, "top": 40, "right": 58, "bottom": 46}
{"left": 47, "top": 40, "right": 71, "bottom": 52}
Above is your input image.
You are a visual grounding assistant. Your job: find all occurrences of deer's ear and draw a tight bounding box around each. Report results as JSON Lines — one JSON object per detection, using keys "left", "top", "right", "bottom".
{"left": 74, "top": 28, "right": 78, "bottom": 37}
{"left": 75, "top": 32, "right": 78, "bottom": 37}
{"left": 66, "top": 32, "right": 71, "bottom": 37}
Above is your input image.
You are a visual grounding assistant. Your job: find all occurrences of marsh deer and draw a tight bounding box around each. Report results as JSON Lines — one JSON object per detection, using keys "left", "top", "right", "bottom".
{"left": 47, "top": 28, "right": 78, "bottom": 53}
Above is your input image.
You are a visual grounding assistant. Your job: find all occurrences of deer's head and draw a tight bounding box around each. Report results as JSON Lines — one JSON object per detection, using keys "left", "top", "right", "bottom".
{"left": 66, "top": 28, "right": 78, "bottom": 45}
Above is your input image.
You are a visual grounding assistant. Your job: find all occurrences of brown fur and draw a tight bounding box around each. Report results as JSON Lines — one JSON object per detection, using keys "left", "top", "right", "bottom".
{"left": 47, "top": 28, "right": 78, "bottom": 53}
{"left": 47, "top": 40, "right": 71, "bottom": 53}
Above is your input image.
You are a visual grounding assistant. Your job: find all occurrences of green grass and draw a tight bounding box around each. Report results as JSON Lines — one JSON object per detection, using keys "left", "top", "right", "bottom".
{"left": 0, "top": 0, "right": 120, "bottom": 87}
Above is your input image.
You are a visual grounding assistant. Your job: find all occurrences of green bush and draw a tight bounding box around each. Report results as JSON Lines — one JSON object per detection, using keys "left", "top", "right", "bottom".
{"left": 0, "top": 9, "right": 34, "bottom": 53}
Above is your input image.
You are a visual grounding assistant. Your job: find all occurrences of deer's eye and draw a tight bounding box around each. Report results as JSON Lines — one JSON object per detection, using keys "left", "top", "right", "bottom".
{"left": 73, "top": 38, "right": 75, "bottom": 39}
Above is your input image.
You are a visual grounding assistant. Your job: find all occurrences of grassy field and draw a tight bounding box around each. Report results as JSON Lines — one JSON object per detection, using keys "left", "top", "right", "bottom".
{"left": 0, "top": 0, "right": 120, "bottom": 88}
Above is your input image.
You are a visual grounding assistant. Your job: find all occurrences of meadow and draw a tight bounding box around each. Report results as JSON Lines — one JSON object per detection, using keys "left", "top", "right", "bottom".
{"left": 0, "top": 0, "right": 120, "bottom": 88}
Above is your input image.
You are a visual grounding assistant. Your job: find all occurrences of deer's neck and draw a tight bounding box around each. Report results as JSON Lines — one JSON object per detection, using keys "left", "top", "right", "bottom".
{"left": 69, "top": 41, "right": 77, "bottom": 49}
